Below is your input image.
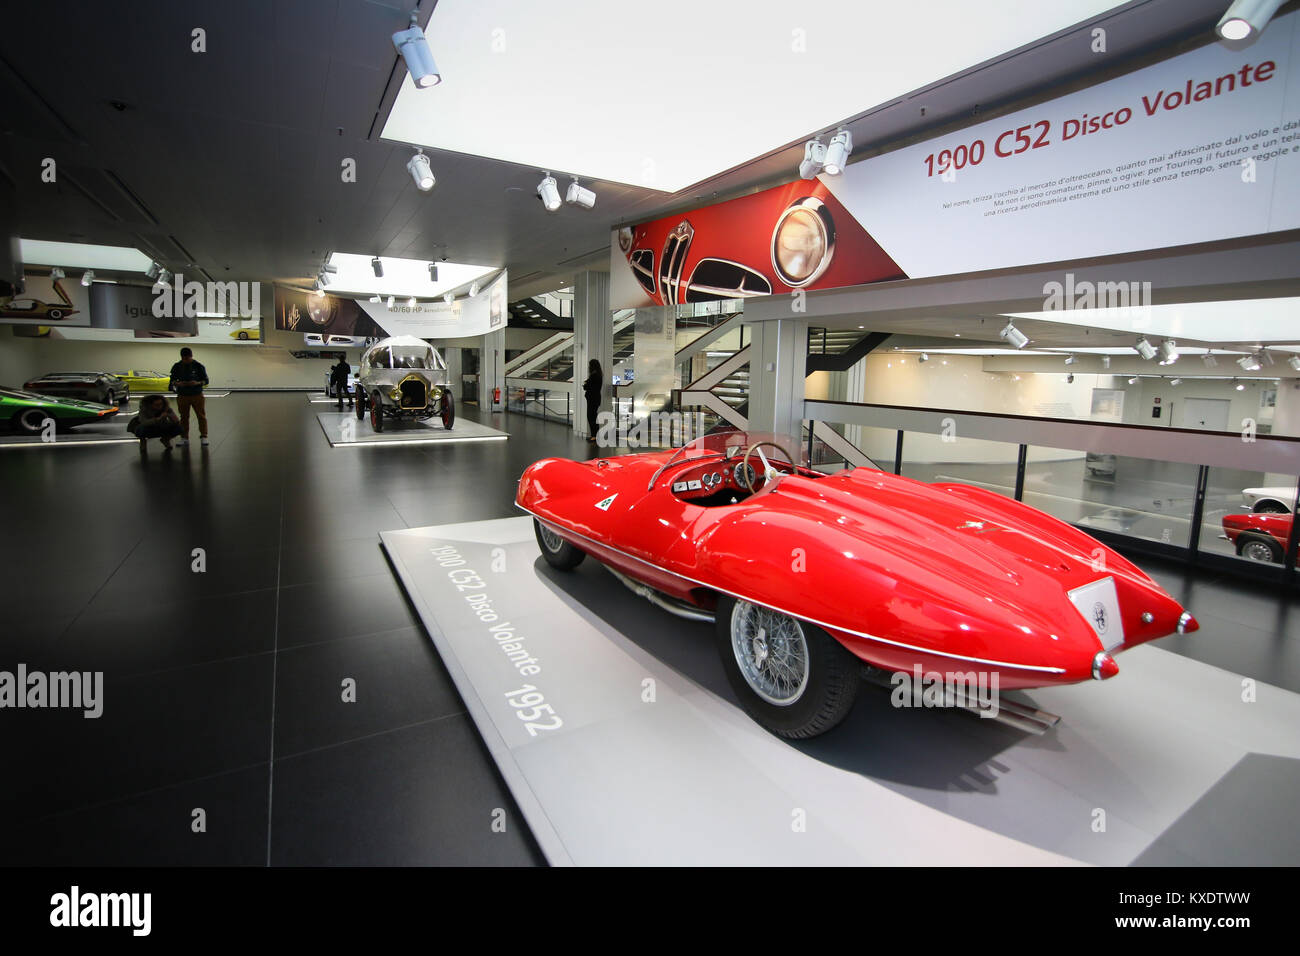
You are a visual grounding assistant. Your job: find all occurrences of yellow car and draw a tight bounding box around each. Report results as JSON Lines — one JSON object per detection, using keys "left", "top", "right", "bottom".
{"left": 230, "top": 326, "right": 260, "bottom": 341}
{"left": 114, "top": 369, "right": 171, "bottom": 392}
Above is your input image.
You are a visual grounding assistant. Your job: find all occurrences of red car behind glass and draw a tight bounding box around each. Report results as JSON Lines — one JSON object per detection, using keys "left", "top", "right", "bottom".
{"left": 1222, "top": 512, "right": 1294, "bottom": 563}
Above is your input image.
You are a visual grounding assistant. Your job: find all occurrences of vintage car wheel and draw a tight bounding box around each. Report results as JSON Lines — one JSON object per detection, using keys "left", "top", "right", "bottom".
{"left": 533, "top": 518, "right": 585, "bottom": 570}
{"left": 1237, "top": 534, "right": 1282, "bottom": 563}
{"left": 15, "top": 407, "right": 54, "bottom": 435}
{"left": 1252, "top": 500, "right": 1290, "bottom": 514}
{"left": 369, "top": 393, "right": 384, "bottom": 432}
{"left": 715, "top": 596, "right": 859, "bottom": 739}
{"left": 441, "top": 391, "right": 455, "bottom": 430}
{"left": 354, "top": 386, "right": 366, "bottom": 420}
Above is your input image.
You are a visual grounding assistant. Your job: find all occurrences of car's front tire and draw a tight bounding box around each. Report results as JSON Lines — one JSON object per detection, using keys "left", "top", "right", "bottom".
{"left": 533, "top": 518, "right": 585, "bottom": 570}
{"left": 714, "top": 596, "right": 860, "bottom": 739}
{"left": 441, "top": 391, "right": 455, "bottom": 430}
{"left": 1237, "top": 534, "right": 1283, "bottom": 563}
{"left": 369, "top": 393, "right": 384, "bottom": 432}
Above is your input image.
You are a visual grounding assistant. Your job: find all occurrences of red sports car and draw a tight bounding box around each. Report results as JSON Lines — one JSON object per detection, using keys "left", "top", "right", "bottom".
{"left": 1222, "top": 512, "right": 1293, "bottom": 563}
{"left": 517, "top": 431, "right": 1198, "bottom": 738}
{"left": 617, "top": 180, "right": 905, "bottom": 306}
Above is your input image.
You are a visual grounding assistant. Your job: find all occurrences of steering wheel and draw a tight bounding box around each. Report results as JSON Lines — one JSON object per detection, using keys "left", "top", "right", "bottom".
{"left": 740, "top": 441, "right": 798, "bottom": 493}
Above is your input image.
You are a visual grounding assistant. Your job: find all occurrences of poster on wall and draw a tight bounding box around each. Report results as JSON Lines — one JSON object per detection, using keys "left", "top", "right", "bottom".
{"left": 90, "top": 283, "right": 197, "bottom": 335}
{"left": 357, "top": 270, "right": 508, "bottom": 339}
{"left": 274, "top": 286, "right": 386, "bottom": 339}
{"left": 0, "top": 275, "right": 90, "bottom": 326}
{"left": 611, "top": 12, "right": 1300, "bottom": 308}
{"left": 1090, "top": 388, "right": 1125, "bottom": 420}
{"left": 610, "top": 184, "right": 904, "bottom": 310}
{"left": 822, "top": 10, "right": 1300, "bottom": 280}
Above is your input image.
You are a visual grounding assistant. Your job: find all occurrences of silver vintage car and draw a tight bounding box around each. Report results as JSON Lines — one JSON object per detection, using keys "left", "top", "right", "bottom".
{"left": 355, "top": 336, "right": 454, "bottom": 432}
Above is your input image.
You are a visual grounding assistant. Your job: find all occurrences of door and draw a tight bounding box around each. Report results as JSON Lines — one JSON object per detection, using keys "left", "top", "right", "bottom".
{"left": 1181, "top": 397, "right": 1230, "bottom": 431}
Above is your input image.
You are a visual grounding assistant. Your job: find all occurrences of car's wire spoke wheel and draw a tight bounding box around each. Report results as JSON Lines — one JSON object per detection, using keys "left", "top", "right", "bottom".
{"left": 1241, "top": 539, "right": 1279, "bottom": 562}
{"left": 538, "top": 523, "right": 565, "bottom": 553}
{"left": 730, "top": 600, "right": 810, "bottom": 706}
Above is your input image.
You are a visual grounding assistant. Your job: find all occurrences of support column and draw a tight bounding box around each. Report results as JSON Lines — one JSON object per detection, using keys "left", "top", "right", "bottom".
{"left": 442, "top": 346, "right": 463, "bottom": 403}
{"left": 570, "top": 271, "right": 611, "bottom": 437}
{"left": 478, "top": 329, "right": 505, "bottom": 411}
{"left": 745, "top": 317, "right": 808, "bottom": 444}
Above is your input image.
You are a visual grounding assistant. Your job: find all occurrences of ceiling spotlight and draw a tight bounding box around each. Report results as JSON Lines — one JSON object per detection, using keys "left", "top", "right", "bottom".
{"left": 317, "top": 271, "right": 332, "bottom": 288}
{"left": 1064, "top": 354, "right": 1077, "bottom": 366}
{"left": 312, "top": 286, "right": 324, "bottom": 298}
{"left": 537, "top": 172, "right": 561, "bottom": 212}
{"left": 1170, "top": 378, "right": 1182, "bottom": 386}
{"left": 407, "top": 297, "right": 416, "bottom": 307}
{"left": 369, "top": 295, "right": 381, "bottom": 303}
{"left": 919, "top": 352, "right": 929, "bottom": 363}
{"left": 798, "top": 139, "right": 826, "bottom": 179}
{"left": 469, "top": 281, "right": 480, "bottom": 297}
{"left": 1216, "top": 0, "right": 1285, "bottom": 41}
{"left": 1128, "top": 377, "right": 1139, "bottom": 385}
{"left": 145, "top": 262, "right": 160, "bottom": 280}
{"left": 320, "top": 263, "right": 338, "bottom": 274}
{"left": 392, "top": 11, "right": 441, "bottom": 88}
{"left": 1202, "top": 352, "right": 1218, "bottom": 368}
{"left": 1238, "top": 354, "right": 1262, "bottom": 371}
{"left": 999, "top": 322, "right": 1029, "bottom": 349}
{"left": 386, "top": 295, "right": 395, "bottom": 309}
{"left": 1066, "top": 373, "right": 1075, "bottom": 384}
{"left": 371, "top": 257, "right": 384, "bottom": 278}
{"left": 565, "top": 177, "right": 596, "bottom": 209}
{"left": 1235, "top": 381, "right": 1246, "bottom": 391}
{"left": 822, "top": 129, "right": 853, "bottom": 176}
{"left": 49, "top": 267, "right": 65, "bottom": 280}
{"left": 1134, "top": 337, "right": 1158, "bottom": 360}
{"left": 407, "top": 150, "right": 435, "bottom": 191}
{"left": 312, "top": 277, "right": 323, "bottom": 292}
{"left": 443, "top": 292, "right": 455, "bottom": 305}
{"left": 80, "top": 270, "right": 94, "bottom": 286}
{"left": 1289, "top": 355, "right": 1300, "bottom": 372}
{"left": 1157, "top": 339, "right": 1179, "bottom": 365}
{"left": 156, "top": 268, "right": 172, "bottom": 288}
{"left": 428, "top": 263, "right": 439, "bottom": 283}
{"left": 1102, "top": 355, "right": 1111, "bottom": 369}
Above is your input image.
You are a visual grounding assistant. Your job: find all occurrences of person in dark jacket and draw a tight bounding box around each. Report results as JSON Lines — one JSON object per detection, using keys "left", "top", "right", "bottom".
{"left": 168, "top": 347, "right": 210, "bottom": 446}
{"left": 330, "top": 357, "right": 353, "bottom": 411}
{"left": 582, "top": 359, "right": 602, "bottom": 444}
{"left": 135, "top": 394, "right": 181, "bottom": 452}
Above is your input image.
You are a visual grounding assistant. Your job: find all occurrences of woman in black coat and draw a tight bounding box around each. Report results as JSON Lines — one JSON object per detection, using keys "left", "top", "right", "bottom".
{"left": 582, "top": 359, "right": 602, "bottom": 444}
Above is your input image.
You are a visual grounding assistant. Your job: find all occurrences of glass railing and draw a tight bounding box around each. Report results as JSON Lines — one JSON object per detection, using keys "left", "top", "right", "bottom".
{"left": 506, "top": 385, "right": 572, "bottom": 424}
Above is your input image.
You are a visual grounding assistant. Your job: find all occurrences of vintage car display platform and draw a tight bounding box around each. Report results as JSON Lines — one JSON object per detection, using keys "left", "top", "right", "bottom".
{"left": 381, "top": 515, "right": 1300, "bottom": 867}
{"left": 315, "top": 410, "right": 507, "bottom": 447}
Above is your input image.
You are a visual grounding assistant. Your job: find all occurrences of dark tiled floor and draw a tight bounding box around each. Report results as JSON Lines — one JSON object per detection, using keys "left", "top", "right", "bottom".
{"left": 0, "top": 393, "right": 595, "bottom": 866}
{"left": 0, "top": 393, "right": 1296, "bottom": 868}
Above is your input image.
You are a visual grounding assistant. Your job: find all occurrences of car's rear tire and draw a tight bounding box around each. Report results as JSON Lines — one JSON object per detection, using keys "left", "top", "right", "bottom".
{"left": 1237, "top": 534, "right": 1283, "bottom": 563}
{"left": 354, "top": 386, "right": 366, "bottom": 419}
{"left": 369, "top": 393, "right": 383, "bottom": 432}
{"left": 47, "top": 309, "right": 64, "bottom": 320}
{"left": 441, "top": 390, "right": 455, "bottom": 430}
{"left": 1252, "top": 500, "right": 1290, "bottom": 514}
{"left": 237, "top": 331, "right": 249, "bottom": 340}
{"left": 533, "top": 518, "right": 585, "bottom": 570}
{"left": 714, "top": 596, "right": 860, "bottom": 739}
{"left": 15, "top": 408, "right": 54, "bottom": 435}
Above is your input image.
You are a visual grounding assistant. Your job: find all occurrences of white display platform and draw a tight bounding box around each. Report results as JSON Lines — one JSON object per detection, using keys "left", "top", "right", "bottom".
{"left": 382, "top": 516, "right": 1300, "bottom": 866}
{"left": 126, "top": 390, "right": 231, "bottom": 402}
{"left": 316, "top": 411, "right": 507, "bottom": 447}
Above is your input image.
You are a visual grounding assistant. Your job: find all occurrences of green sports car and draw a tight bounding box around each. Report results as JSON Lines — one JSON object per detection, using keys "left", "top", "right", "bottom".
{"left": 1, "top": 386, "right": 120, "bottom": 434}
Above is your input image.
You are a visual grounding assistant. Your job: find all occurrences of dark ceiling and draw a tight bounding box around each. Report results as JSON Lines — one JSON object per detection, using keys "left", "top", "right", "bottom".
{"left": 0, "top": 0, "right": 1232, "bottom": 300}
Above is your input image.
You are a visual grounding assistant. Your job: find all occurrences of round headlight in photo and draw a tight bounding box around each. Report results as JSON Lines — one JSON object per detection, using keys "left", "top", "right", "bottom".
{"left": 771, "top": 197, "right": 835, "bottom": 287}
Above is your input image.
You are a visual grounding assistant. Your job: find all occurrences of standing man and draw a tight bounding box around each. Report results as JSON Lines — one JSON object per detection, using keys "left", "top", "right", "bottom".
{"left": 169, "top": 347, "right": 210, "bottom": 447}
{"left": 330, "top": 354, "right": 353, "bottom": 412}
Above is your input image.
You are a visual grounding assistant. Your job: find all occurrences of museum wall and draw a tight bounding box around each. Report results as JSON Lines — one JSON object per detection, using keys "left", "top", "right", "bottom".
{"left": 6, "top": 335, "right": 340, "bottom": 389}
